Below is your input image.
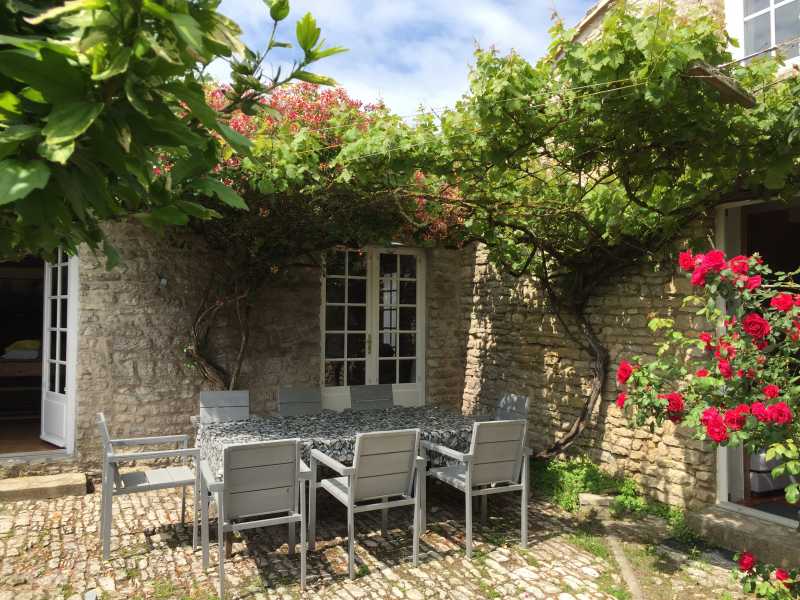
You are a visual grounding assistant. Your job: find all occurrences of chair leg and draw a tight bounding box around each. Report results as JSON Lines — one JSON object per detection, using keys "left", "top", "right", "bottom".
{"left": 217, "top": 492, "right": 225, "bottom": 599}
{"left": 288, "top": 521, "right": 296, "bottom": 556}
{"left": 181, "top": 485, "right": 187, "bottom": 525}
{"left": 100, "top": 474, "right": 113, "bottom": 560}
{"left": 347, "top": 505, "right": 355, "bottom": 579}
{"left": 465, "top": 491, "right": 473, "bottom": 559}
{"left": 413, "top": 470, "right": 421, "bottom": 566}
{"left": 300, "top": 480, "right": 307, "bottom": 590}
{"left": 201, "top": 477, "right": 209, "bottom": 570}
{"left": 225, "top": 532, "right": 233, "bottom": 559}
{"left": 420, "top": 473, "right": 426, "bottom": 535}
{"left": 309, "top": 461, "right": 317, "bottom": 552}
{"left": 480, "top": 493, "right": 488, "bottom": 526}
{"left": 192, "top": 477, "right": 199, "bottom": 550}
{"left": 521, "top": 457, "right": 529, "bottom": 549}
{"left": 381, "top": 497, "right": 389, "bottom": 538}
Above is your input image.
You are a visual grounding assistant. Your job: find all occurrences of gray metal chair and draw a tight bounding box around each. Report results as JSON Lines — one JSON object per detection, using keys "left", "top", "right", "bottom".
{"left": 350, "top": 384, "right": 394, "bottom": 411}
{"left": 199, "top": 390, "right": 250, "bottom": 423}
{"left": 308, "top": 429, "right": 424, "bottom": 578}
{"left": 278, "top": 386, "right": 322, "bottom": 417}
{"left": 422, "top": 420, "right": 530, "bottom": 557}
{"left": 495, "top": 393, "right": 529, "bottom": 421}
{"left": 200, "top": 439, "right": 310, "bottom": 597}
{"left": 97, "top": 413, "right": 198, "bottom": 560}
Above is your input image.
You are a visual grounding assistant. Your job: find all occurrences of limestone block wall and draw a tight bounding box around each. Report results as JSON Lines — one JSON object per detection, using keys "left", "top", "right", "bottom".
{"left": 461, "top": 243, "right": 717, "bottom": 509}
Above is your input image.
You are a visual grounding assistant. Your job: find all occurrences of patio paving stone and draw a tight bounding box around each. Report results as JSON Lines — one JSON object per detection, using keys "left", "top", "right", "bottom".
{"left": 0, "top": 480, "right": 743, "bottom": 599}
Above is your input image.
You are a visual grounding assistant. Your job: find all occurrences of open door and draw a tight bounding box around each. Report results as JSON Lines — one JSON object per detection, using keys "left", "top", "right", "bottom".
{"left": 40, "top": 250, "right": 73, "bottom": 447}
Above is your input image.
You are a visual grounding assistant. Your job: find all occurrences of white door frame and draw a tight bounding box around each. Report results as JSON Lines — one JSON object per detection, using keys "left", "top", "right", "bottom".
{"left": 713, "top": 202, "right": 798, "bottom": 528}
{"left": 39, "top": 251, "right": 79, "bottom": 453}
{"left": 319, "top": 245, "right": 426, "bottom": 410}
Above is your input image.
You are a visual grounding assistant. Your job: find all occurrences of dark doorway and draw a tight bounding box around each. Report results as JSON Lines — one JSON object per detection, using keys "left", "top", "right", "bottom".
{"left": 0, "top": 257, "right": 57, "bottom": 453}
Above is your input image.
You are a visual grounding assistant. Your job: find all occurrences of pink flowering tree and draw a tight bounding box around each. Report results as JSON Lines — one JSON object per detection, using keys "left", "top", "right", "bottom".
{"left": 617, "top": 249, "right": 800, "bottom": 597}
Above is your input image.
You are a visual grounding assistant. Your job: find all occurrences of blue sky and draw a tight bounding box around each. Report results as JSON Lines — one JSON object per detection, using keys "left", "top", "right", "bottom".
{"left": 213, "top": 0, "right": 597, "bottom": 116}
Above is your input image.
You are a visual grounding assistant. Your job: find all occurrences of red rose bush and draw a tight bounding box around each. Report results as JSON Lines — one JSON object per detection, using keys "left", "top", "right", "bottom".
{"left": 619, "top": 250, "right": 800, "bottom": 598}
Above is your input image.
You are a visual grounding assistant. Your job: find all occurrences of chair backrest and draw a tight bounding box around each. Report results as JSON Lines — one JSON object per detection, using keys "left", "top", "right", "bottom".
{"left": 222, "top": 439, "right": 300, "bottom": 522}
{"left": 277, "top": 386, "right": 322, "bottom": 417}
{"left": 96, "top": 413, "right": 121, "bottom": 487}
{"left": 199, "top": 390, "right": 250, "bottom": 423}
{"left": 468, "top": 420, "right": 527, "bottom": 487}
{"left": 350, "top": 384, "right": 394, "bottom": 411}
{"left": 352, "top": 429, "right": 419, "bottom": 502}
{"left": 495, "top": 393, "right": 529, "bottom": 421}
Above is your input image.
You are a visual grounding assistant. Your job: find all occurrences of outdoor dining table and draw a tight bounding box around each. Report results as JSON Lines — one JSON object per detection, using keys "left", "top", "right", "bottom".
{"left": 198, "top": 405, "right": 480, "bottom": 477}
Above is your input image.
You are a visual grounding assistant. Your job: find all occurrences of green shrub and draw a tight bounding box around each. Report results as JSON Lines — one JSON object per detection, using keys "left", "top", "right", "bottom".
{"left": 531, "top": 457, "right": 623, "bottom": 511}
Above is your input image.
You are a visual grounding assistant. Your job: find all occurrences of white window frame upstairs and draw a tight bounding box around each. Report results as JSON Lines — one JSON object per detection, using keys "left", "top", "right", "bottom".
{"left": 319, "top": 246, "right": 426, "bottom": 411}
{"left": 725, "top": 0, "right": 800, "bottom": 66}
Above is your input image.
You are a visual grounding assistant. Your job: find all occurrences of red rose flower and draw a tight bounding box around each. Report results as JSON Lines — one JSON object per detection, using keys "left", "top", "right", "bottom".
{"left": 700, "top": 406, "right": 720, "bottom": 426}
{"left": 739, "top": 552, "right": 756, "bottom": 572}
{"left": 699, "top": 332, "right": 714, "bottom": 348}
{"left": 724, "top": 405, "right": 750, "bottom": 431}
{"left": 717, "top": 359, "right": 733, "bottom": 379}
{"left": 742, "top": 313, "right": 771, "bottom": 339}
{"left": 695, "top": 368, "right": 709, "bottom": 377}
{"left": 751, "top": 402, "right": 769, "bottom": 422}
{"left": 775, "top": 569, "right": 790, "bottom": 586}
{"left": 701, "top": 250, "right": 726, "bottom": 272}
{"left": 763, "top": 384, "right": 781, "bottom": 399}
{"left": 795, "top": 295, "right": 800, "bottom": 306}
{"left": 729, "top": 255, "right": 750, "bottom": 275}
{"left": 615, "top": 392, "right": 627, "bottom": 409}
{"left": 616, "top": 361, "right": 633, "bottom": 385}
{"left": 746, "top": 275, "right": 762, "bottom": 291}
{"left": 706, "top": 420, "right": 729, "bottom": 443}
{"left": 691, "top": 267, "right": 708, "bottom": 287}
{"left": 659, "top": 392, "right": 685, "bottom": 422}
{"left": 770, "top": 293, "right": 795, "bottom": 312}
{"left": 678, "top": 250, "right": 696, "bottom": 272}
{"left": 767, "top": 402, "right": 793, "bottom": 425}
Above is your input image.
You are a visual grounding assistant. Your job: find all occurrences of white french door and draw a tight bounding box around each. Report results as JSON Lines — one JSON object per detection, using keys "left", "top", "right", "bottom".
{"left": 321, "top": 247, "right": 426, "bottom": 409}
{"left": 40, "top": 249, "right": 77, "bottom": 448}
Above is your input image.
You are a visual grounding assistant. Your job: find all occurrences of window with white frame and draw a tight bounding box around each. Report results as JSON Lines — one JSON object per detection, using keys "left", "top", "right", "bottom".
{"left": 734, "top": 0, "right": 800, "bottom": 60}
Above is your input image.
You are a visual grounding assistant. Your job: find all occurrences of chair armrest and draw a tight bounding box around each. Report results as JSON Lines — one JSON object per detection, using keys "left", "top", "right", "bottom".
{"left": 421, "top": 440, "right": 472, "bottom": 463}
{"left": 415, "top": 456, "right": 427, "bottom": 470}
{"left": 310, "top": 449, "right": 354, "bottom": 476}
{"left": 110, "top": 434, "right": 190, "bottom": 447}
{"left": 107, "top": 447, "right": 198, "bottom": 463}
{"left": 299, "top": 459, "right": 312, "bottom": 480}
{"left": 200, "top": 460, "right": 224, "bottom": 493}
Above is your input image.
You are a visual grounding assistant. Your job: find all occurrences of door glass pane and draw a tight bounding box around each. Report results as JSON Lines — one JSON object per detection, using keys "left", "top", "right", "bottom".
{"left": 326, "top": 306, "right": 345, "bottom": 331}
{"left": 399, "top": 360, "right": 416, "bottom": 383}
{"left": 379, "top": 279, "right": 397, "bottom": 305}
{"left": 347, "top": 306, "right": 366, "bottom": 331}
{"left": 379, "top": 360, "right": 396, "bottom": 384}
{"left": 326, "top": 250, "right": 346, "bottom": 275}
{"left": 50, "top": 299, "right": 58, "bottom": 328}
{"left": 347, "top": 333, "right": 365, "bottom": 358}
{"left": 60, "top": 262, "right": 69, "bottom": 296}
{"left": 50, "top": 330, "right": 57, "bottom": 360}
{"left": 348, "top": 361, "right": 366, "bottom": 386}
{"left": 325, "top": 361, "right": 345, "bottom": 386}
{"left": 348, "top": 251, "right": 367, "bottom": 276}
{"left": 325, "top": 334, "right": 344, "bottom": 359}
{"left": 399, "top": 307, "right": 416, "bottom": 330}
{"left": 745, "top": 12, "right": 771, "bottom": 55}
{"left": 58, "top": 364, "right": 66, "bottom": 394}
{"left": 50, "top": 267, "right": 58, "bottom": 296}
{"left": 379, "top": 307, "right": 397, "bottom": 330}
{"left": 776, "top": 0, "right": 800, "bottom": 58}
{"left": 399, "top": 333, "right": 416, "bottom": 357}
{"left": 399, "top": 281, "right": 416, "bottom": 304}
{"left": 49, "top": 363, "right": 56, "bottom": 392}
{"left": 745, "top": 0, "right": 769, "bottom": 15}
{"left": 380, "top": 253, "right": 398, "bottom": 276}
{"left": 379, "top": 332, "right": 397, "bottom": 357}
{"left": 60, "top": 298, "right": 67, "bottom": 328}
{"left": 326, "top": 278, "right": 345, "bottom": 303}
{"left": 59, "top": 331, "right": 67, "bottom": 362}
{"left": 400, "top": 255, "right": 416, "bottom": 278}
{"left": 347, "top": 279, "right": 366, "bottom": 304}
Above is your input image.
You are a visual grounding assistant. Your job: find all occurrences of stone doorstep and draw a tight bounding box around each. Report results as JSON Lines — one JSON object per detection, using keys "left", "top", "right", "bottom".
{"left": 0, "top": 472, "right": 87, "bottom": 502}
{"left": 687, "top": 505, "right": 800, "bottom": 569}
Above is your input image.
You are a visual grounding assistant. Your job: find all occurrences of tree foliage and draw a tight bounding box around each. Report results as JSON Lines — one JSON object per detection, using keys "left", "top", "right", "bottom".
{"left": 0, "top": 0, "right": 344, "bottom": 264}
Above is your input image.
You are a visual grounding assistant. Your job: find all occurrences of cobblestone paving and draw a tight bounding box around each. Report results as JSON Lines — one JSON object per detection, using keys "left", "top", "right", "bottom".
{"left": 0, "top": 481, "right": 739, "bottom": 600}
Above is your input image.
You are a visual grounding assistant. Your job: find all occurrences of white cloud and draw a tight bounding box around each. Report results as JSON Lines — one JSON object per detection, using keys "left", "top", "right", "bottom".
{"left": 215, "top": 0, "right": 597, "bottom": 115}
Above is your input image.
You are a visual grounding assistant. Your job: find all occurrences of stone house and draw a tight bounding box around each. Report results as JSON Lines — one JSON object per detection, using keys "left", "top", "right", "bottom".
{"left": 0, "top": 0, "right": 797, "bottom": 551}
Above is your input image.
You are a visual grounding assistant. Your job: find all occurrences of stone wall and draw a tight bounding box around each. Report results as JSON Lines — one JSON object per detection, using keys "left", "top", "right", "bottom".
{"left": 461, "top": 243, "right": 717, "bottom": 509}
